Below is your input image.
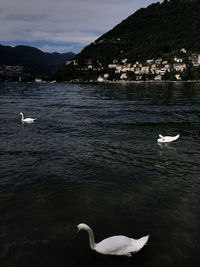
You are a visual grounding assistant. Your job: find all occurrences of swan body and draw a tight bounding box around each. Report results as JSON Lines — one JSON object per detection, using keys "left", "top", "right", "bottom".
{"left": 77, "top": 223, "right": 149, "bottom": 257}
{"left": 20, "top": 112, "right": 37, "bottom": 123}
{"left": 157, "top": 134, "right": 179, "bottom": 143}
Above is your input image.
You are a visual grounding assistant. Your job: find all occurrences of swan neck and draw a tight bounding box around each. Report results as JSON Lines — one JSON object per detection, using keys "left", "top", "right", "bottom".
{"left": 86, "top": 227, "right": 96, "bottom": 249}
{"left": 21, "top": 113, "right": 24, "bottom": 121}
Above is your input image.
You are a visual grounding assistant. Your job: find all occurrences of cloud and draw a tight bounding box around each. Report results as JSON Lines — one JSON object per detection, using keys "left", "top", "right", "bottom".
{"left": 0, "top": 0, "right": 158, "bottom": 52}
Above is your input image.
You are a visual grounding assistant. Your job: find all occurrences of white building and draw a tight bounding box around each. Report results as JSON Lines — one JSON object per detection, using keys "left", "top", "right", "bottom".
{"left": 175, "top": 74, "right": 182, "bottom": 80}
{"left": 104, "top": 73, "right": 109, "bottom": 79}
{"left": 174, "top": 57, "right": 183, "bottom": 63}
{"left": 154, "top": 75, "right": 162, "bottom": 81}
{"left": 121, "top": 58, "right": 128, "bottom": 64}
{"left": 173, "top": 63, "right": 187, "bottom": 72}
{"left": 141, "top": 66, "right": 150, "bottom": 74}
{"left": 97, "top": 76, "right": 105, "bottom": 82}
{"left": 108, "top": 64, "right": 117, "bottom": 69}
{"left": 198, "top": 55, "right": 200, "bottom": 65}
{"left": 120, "top": 73, "right": 127, "bottom": 79}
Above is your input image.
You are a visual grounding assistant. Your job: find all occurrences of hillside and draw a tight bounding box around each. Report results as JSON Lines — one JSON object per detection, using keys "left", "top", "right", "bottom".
{"left": 0, "top": 45, "right": 75, "bottom": 81}
{"left": 75, "top": 0, "right": 200, "bottom": 64}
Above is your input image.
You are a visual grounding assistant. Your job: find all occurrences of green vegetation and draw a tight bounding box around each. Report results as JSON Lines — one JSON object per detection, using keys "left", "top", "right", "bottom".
{"left": 77, "top": 0, "right": 200, "bottom": 63}
{"left": 56, "top": 0, "right": 200, "bottom": 81}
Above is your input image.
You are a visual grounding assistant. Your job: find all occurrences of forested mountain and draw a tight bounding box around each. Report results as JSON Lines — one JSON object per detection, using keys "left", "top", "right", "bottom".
{"left": 0, "top": 45, "right": 75, "bottom": 81}
{"left": 75, "top": 0, "right": 200, "bottom": 64}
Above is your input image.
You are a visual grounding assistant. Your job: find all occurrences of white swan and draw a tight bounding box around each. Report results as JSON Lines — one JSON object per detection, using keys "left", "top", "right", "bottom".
{"left": 77, "top": 223, "right": 149, "bottom": 257}
{"left": 157, "top": 134, "right": 179, "bottom": 143}
{"left": 20, "top": 112, "right": 37, "bottom": 123}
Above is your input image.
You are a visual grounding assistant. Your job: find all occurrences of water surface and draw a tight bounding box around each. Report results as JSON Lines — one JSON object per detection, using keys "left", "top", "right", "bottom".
{"left": 0, "top": 82, "right": 200, "bottom": 267}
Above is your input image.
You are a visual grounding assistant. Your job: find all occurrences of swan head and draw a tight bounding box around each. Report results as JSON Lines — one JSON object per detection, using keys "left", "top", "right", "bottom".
{"left": 159, "top": 134, "right": 163, "bottom": 138}
{"left": 77, "top": 223, "right": 90, "bottom": 232}
{"left": 20, "top": 112, "right": 23, "bottom": 116}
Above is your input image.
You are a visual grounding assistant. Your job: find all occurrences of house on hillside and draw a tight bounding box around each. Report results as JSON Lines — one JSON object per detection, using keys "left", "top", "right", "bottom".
{"left": 147, "top": 59, "right": 154, "bottom": 65}
{"left": 108, "top": 64, "right": 117, "bottom": 69}
{"left": 141, "top": 66, "right": 150, "bottom": 74}
{"left": 155, "top": 58, "right": 162, "bottom": 65}
{"left": 189, "top": 54, "right": 199, "bottom": 66}
{"left": 97, "top": 76, "right": 105, "bottom": 82}
{"left": 154, "top": 75, "right": 162, "bottom": 81}
{"left": 175, "top": 74, "right": 182, "bottom": 80}
{"left": 174, "top": 57, "right": 183, "bottom": 63}
{"left": 173, "top": 63, "right": 187, "bottom": 72}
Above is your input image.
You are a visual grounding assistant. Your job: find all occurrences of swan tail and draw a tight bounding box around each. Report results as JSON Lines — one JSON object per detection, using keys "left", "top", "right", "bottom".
{"left": 172, "top": 134, "right": 179, "bottom": 141}
{"left": 133, "top": 235, "right": 149, "bottom": 252}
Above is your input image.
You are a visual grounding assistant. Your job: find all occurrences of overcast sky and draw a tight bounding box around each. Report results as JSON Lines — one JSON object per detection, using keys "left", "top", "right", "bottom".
{"left": 0, "top": 0, "right": 159, "bottom": 53}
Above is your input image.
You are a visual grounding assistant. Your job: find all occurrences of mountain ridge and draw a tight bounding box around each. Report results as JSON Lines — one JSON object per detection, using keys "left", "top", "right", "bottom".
{"left": 75, "top": 0, "right": 200, "bottom": 64}
{"left": 0, "top": 44, "right": 75, "bottom": 81}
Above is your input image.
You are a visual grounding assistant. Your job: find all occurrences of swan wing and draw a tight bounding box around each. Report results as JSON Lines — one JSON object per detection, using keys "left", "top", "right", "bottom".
{"left": 158, "top": 134, "right": 179, "bottom": 143}
{"left": 95, "top": 235, "right": 148, "bottom": 256}
{"left": 95, "top": 236, "right": 132, "bottom": 256}
{"left": 23, "top": 118, "right": 36, "bottom": 123}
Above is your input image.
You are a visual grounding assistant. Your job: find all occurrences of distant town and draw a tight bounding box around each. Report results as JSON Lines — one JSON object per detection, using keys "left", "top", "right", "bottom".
{"left": 1, "top": 48, "right": 200, "bottom": 83}
{"left": 65, "top": 49, "right": 200, "bottom": 82}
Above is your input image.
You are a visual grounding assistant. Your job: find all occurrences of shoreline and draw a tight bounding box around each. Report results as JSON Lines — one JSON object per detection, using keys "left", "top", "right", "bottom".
{"left": 69, "top": 80, "right": 200, "bottom": 84}
{"left": 1, "top": 80, "right": 200, "bottom": 84}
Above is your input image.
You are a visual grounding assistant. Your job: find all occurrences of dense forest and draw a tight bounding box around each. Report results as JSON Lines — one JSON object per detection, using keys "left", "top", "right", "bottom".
{"left": 56, "top": 0, "right": 200, "bottom": 81}
{"left": 76, "top": 0, "right": 200, "bottom": 64}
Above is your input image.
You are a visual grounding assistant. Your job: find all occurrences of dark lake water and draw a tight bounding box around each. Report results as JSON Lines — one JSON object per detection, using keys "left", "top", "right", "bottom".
{"left": 0, "top": 82, "right": 200, "bottom": 267}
